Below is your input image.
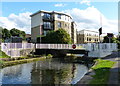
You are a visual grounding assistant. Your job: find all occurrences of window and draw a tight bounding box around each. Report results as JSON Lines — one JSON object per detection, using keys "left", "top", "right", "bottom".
{"left": 65, "top": 16, "right": 66, "bottom": 20}
{"left": 65, "top": 24, "right": 67, "bottom": 27}
{"left": 58, "top": 22, "right": 61, "bottom": 28}
{"left": 43, "top": 13, "right": 51, "bottom": 19}
{"left": 68, "top": 17, "right": 69, "bottom": 21}
{"left": 87, "top": 38, "right": 89, "bottom": 41}
{"left": 43, "top": 22, "right": 51, "bottom": 29}
{"left": 44, "top": 31, "right": 47, "bottom": 36}
{"left": 58, "top": 14, "right": 61, "bottom": 19}
{"left": 89, "top": 38, "right": 91, "bottom": 41}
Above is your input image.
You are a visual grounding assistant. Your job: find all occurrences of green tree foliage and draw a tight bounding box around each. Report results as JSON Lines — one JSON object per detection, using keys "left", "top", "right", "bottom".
{"left": 103, "top": 36, "right": 116, "bottom": 43}
{"left": 20, "top": 31, "right": 26, "bottom": 40}
{"left": 10, "top": 28, "right": 26, "bottom": 40}
{"left": 10, "top": 28, "right": 21, "bottom": 36}
{"left": 37, "top": 29, "right": 71, "bottom": 44}
{"left": 0, "top": 27, "right": 2, "bottom": 35}
{"left": 2, "top": 28, "right": 11, "bottom": 39}
{"left": 0, "top": 27, "right": 2, "bottom": 42}
{"left": 103, "top": 35, "right": 120, "bottom": 49}
{"left": 117, "top": 33, "right": 120, "bottom": 49}
{"left": 0, "top": 27, "right": 26, "bottom": 41}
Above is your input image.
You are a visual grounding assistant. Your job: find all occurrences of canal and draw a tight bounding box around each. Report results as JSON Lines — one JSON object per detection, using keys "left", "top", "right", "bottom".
{"left": 0, "top": 57, "right": 92, "bottom": 85}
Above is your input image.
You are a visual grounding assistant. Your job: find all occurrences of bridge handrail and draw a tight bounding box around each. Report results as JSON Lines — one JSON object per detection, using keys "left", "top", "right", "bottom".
{"left": 1, "top": 43, "right": 117, "bottom": 51}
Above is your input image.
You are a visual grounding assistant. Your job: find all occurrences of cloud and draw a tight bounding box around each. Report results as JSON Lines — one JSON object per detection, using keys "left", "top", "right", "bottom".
{"left": 20, "top": 8, "right": 27, "bottom": 12}
{"left": 80, "top": 0, "right": 91, "bottom": 6}
{"left": 0, "top": 7, "right": 118, "bottom": 35}
{"left": 63, "top": 7, "right": 118, "bottom": 35}
{"left": 54, "top": 3, "right": 66, "bottom": 7}
{"left": 0, "top": 12, "right": 32, "bottom": 34}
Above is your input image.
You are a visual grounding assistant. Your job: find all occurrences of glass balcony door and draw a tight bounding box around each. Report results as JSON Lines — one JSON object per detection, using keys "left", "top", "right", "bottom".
{"left": 43, "top": 22, "right": 53, "bottom": 29}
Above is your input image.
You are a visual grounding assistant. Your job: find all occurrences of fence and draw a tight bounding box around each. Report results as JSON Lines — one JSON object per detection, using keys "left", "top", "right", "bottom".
{"left": 1, "top": 43, "right": 118, "bottom": 57}
{"left": 1, "top": 43, "right": 34, "bottom": 57}
{"left": 77, "top": 43, "right": 117, "bottom": 51}
{"left": 80, "top": 43, "right": 118, "bottom": 57}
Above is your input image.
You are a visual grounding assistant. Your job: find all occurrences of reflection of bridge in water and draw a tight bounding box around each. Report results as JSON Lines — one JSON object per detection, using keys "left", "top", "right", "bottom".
{"left": 1, "top": 43, "right": 118, "bottom": 58}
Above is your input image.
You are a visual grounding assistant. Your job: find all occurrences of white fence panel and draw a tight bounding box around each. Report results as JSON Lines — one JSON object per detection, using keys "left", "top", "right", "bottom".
{"left": 1, "top": 43, "right": 118, "bottom": 58}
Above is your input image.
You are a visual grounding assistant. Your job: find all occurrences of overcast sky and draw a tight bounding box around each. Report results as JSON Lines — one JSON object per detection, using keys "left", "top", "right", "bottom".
{"left": 0, "top": 1, "right": 118, "bottom": 35}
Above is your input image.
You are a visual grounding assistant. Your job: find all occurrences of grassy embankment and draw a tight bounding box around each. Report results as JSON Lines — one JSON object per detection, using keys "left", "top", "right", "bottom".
{"left": 0, "top": 50, "right": 10, "bottom": 58}
{"left": 0, "top": 50, "right": 52, "bottom": 68}
{"left": 89, "top": 59, "right": 116, "bottom": 85}
{"left": 0, "top": 56, "right": 52, "bottom": 68}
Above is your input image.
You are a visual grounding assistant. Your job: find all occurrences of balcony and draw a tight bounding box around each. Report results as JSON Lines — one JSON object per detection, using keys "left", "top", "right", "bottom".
{"left": 42, "top": 16, "right": 53, "bottom": 21}
{"left": 43, "top": 25, "right": 53, "bottom": 30}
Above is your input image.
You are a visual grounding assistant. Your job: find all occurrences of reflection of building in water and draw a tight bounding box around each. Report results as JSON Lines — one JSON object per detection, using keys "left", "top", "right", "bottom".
{"left": 0, "top": 63, "right": 33, "bottom": 84}
{"left": 31, "top": 60, "right": 78, "bottom": 84}
{"left": 2, "top": 65, "right": 22, "bottom": 77}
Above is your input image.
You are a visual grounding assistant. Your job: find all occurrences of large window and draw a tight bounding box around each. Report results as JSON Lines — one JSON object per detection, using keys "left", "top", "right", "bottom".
{"left": 43, "top": 22, "right": 52, "bottom": 29}
{"left": 43, "top": 13, "right": 51, "bottom": 19}
{"left": 89, "top": 38, "right": 91, "bottom": 41}
{"left": 57, "top": 14, "right": 61, "bottom": 19}
{"left": 58, "top": 22, "right": 61, "bottom": 28}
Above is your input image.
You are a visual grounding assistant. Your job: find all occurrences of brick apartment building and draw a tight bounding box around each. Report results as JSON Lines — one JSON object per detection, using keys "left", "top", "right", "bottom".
{"left": 30, "top": 10, "right": 77, "bottom": 43}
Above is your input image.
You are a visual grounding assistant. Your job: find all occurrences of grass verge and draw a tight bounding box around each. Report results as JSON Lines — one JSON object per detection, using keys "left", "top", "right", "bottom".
{"left": 0, "top": 56, "right": 52, "bottom": 68}
{"left": 0, "top": 50, "right": 10, "bottom": 58}
{"left": 89, "top": 59, "right": 116, "bottom": 85}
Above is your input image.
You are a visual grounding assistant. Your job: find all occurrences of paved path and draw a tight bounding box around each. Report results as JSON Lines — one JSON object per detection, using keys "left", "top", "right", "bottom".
{"left": 103, "top": 51, "right": 120, "bottom": 85}
{"left": 76, "top": 51, "right": 120, "bottom": 85}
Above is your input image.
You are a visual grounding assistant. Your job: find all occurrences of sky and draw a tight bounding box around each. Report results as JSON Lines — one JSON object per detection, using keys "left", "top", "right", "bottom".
{"left": 0, "top": 1, "right": 119, "bottom": 35}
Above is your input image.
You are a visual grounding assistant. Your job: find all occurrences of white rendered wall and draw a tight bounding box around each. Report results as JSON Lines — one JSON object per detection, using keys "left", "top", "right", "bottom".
{"left": 31, "top": 13, "right": 43, "bottom": 28}
{"left": 83, "top": 30, "right": 99, "bottom": 36}
{"left": 54, "top": 14, "right": 72, "bottom": 23}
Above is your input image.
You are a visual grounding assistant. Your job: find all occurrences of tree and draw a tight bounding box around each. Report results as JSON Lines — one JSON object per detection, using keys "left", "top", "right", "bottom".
{"left": 2, "top": 28, "right": 11, "bottom": 39}
{"left": 103, "top": 35, "right": 120, "bottom": 49}
{"left": 37, "top": 29, "right": 71, "bottom": 44}
{"left": 0, "top": 27, "right": 26, "bottom": 42}
{"left": 103, "top": 36, "right": 116, "bottom": 43}
{"left": 0, "top": 27, "right": 3, "bottom": 42}
{"left": 10, "top": 28, "right": 26, "bottom": 40}
{"left": 10, "top": 28, "right": 20, "bottom": 36}
{"left": 20, "top": 31, "right": 26, "bottom": 40}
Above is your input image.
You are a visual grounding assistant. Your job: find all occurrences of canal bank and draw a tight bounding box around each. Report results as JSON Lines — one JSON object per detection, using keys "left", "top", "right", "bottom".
{"left": 0, "top": 55, "right": 53, "bottom": 68}
{"left": 76, "top": 51, "right": 119, "bottom": 85}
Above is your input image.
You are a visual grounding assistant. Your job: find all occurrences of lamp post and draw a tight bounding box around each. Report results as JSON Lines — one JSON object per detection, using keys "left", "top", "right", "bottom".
{"left": 99, "top": 27, "right": 102, "bottom": 43}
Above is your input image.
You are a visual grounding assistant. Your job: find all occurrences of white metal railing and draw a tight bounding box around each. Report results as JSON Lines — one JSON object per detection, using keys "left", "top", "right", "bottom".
{"left": 1, "top": 43, "right": 118, "bottom": 57}
{"left": 36, "top": 44, "right": 74, "bottom": 49}
{"left": 1, "top": 43, "right": 117, "bottom": 51}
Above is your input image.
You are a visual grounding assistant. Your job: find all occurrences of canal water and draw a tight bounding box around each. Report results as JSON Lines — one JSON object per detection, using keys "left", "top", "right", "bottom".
{"left": 0, "top": 58, "right": 90, "bottom": 85}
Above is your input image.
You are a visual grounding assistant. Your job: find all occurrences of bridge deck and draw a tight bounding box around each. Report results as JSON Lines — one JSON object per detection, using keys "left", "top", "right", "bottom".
{"left": 35, "top": 49, "right": 89, "bottom": 57}
{"left": 1, "top": 43, "right": 117, "bottom": 57}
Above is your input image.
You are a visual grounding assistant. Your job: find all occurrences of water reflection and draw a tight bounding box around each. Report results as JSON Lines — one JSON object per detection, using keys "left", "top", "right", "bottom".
{"left": 0, "top": 58, "right": 88, "bottom": 85}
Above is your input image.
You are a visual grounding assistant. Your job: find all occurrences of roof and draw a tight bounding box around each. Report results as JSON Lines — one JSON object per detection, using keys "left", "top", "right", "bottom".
{"left": 78, "top": 29, "right": 99, "bottom": 33}
{"left": 30, "top": 10, "right": 72, "bottom": 19}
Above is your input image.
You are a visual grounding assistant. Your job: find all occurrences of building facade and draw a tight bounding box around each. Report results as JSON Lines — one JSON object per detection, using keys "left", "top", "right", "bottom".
{"left": 77, "top": 29, "right": 104, "bottom": 44}
{"left": 30, "top": 10, "right": 76, "bottom": 43}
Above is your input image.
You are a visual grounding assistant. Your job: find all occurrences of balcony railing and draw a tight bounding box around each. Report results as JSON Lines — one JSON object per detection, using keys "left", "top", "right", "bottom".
{"left": 42, "top": 16, "right": 53, "bottom": 21}
{"left": 43, "top": 26, "right": 53, "bottom": 30}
